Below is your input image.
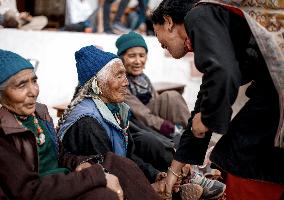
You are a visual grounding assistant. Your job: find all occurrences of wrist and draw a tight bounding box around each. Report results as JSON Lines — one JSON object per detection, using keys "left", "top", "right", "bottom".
{"left": 168, "top": 167, "right": 182, "bottom": 179}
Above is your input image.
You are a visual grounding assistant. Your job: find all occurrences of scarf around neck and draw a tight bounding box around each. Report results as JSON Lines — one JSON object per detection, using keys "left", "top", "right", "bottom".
{"left": 127, "top": 73, "right": 153, "bottom": 105}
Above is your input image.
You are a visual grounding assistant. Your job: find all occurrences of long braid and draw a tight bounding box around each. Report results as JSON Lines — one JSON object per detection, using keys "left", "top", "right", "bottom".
{"left": 57, "top": 61, "right": 114, "bottom": 129}
{"left": 57, "top": 77, "right": 95, "bottom": 128}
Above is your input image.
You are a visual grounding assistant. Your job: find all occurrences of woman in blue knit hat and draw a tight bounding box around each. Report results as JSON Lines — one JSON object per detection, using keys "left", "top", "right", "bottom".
{"left": 0, "top": 49, "right": 125, "bottom": 200}
{"left": 57, "top": 45, "right": 168, "bottom": 199}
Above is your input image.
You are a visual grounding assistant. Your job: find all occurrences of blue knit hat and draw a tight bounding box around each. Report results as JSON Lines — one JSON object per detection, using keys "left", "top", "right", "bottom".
{"left": 116, "top": 31, "right": 148, "bottom": 56}
{"left": 75, "top": 45, "right": 118, "bottom": 86}
{"left": 0, "top": 49, "right": 33, "bottom": 84}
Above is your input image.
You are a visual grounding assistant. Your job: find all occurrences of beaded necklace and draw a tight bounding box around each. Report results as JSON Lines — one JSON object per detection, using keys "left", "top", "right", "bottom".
{"left": 113, "top": 112, "right": 129, "bottom": 145}
{"left": 15, "top": 114, "right": 46, "bottom": 146}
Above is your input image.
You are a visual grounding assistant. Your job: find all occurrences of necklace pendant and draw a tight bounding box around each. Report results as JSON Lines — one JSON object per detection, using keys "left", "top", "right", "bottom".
{"left": 37, "top": 133, "right": 46, "bottom": 145}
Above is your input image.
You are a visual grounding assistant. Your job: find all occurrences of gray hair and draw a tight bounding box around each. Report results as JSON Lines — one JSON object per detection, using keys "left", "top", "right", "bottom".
{"left": 0, "top": 78, "right": 10, "bottom": 104}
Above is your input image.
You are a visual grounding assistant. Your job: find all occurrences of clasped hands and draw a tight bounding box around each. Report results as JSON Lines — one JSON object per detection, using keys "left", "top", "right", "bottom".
{"left": 152, "top": 165, "right": 191, "bottom": 200}
{"left": 151, "top": 172, "right": 179, "bottom": 200}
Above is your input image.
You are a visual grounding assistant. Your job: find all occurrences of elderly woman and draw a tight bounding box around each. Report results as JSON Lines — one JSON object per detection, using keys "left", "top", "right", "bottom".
{"left": 0, "top": 49, "right": 123, "bottom": 200}
{"left": 116, "top": 31, "right": 190, "bottom": 137}
{"left": 58, "top": 45, "right": 173, "bottom": 186}
{"left": 0, "top": 49, "right": 153, "bottom": 200}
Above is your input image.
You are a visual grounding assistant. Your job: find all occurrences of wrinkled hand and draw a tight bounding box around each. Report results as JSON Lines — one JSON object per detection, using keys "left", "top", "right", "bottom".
{"left": 192, "top": 112, "right": 209, "bottom": 138}
{"left": 170, "top": 165, "right": 192, "bottom": 193}
{"left": 172, "top": 177, "right": 182, "bottom": 193}
{"left": 151, "top": 180, "right": 172, "bottom": 200}
{"left": 163, "top": 171, "right": 179, "bottom": 200}
{"left": 75, "top": 162, "right": 92, "bottom": 172}
{"left": 152, "top": 172, "right": 172, "bottom": 199}
{"left": 105, "top": 173, "right": 124, "bottom": 200}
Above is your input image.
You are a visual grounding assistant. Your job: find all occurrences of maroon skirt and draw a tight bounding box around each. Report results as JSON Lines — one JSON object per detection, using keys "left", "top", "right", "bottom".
{"left": 225, "top": 173, "right": 284, "bottom": 200}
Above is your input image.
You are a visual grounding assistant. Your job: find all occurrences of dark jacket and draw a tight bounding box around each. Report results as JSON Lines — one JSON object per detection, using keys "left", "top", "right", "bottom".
{"left": 0, "top": 103, "right": 108, "bottom": 200}
{"left": 175, "top": 4, "right": 284, "bottom": 185}
{"left": 60, "top": 98, "right": 159, "bottom": 183}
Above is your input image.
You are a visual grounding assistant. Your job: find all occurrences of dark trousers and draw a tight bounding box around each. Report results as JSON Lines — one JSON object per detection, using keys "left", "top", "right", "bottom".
{"left": 129, "top": 119, "right": 175, "bottom": 172}
{"left": 103, "top": 0, "right": 146, "bottom": 31}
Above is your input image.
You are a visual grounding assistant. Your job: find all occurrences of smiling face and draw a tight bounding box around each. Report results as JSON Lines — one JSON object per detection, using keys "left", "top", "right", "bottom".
{"left": 122, "top": 47, "right": 147, "bottom": 76}
{"left": 98, "top": 60, "right": 129, "bottom": 103}
{"left": 153, "top": 16, "right": 188, "bottom": 59}
{"left": 0, "top": 69, "right": 39, "bottom": 116}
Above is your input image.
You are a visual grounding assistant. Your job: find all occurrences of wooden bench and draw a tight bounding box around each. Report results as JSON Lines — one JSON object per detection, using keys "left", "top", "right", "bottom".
{"left": 53, "top": 103, "right": 68, "bottom": 117}
{"left": 53, "top": 82, "right": 186, "bottom": 117}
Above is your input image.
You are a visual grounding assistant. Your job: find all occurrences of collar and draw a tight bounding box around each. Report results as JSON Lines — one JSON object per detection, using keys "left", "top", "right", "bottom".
{"left": 0, "top": 103, "right": 51, "bottom": 135}
{"left": 184, "top": 37, "right": 193, "bottom": 52}
{"left": 92, "top": 98, "right": 130, "bottom": 129}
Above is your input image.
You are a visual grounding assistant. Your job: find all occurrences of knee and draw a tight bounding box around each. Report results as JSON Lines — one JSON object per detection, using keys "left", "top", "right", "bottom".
{"left": 160, "top": 90, "right": 182, "bottom": 99}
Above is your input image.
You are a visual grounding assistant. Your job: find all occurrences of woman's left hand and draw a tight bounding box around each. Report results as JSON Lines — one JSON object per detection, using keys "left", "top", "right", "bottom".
{"left": 75, "top": 162, "right": 92, "bottom": 172}
{"left": 192, "top": 112, "right": 209, "bottom": 138}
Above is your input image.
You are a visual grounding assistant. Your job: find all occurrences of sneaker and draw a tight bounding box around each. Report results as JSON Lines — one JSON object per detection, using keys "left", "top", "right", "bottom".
{"left": 190, "top": 171, "right": 226, "bottom": 199}
{"left": 112, "top": 22, "right": 131, "bottom": 33}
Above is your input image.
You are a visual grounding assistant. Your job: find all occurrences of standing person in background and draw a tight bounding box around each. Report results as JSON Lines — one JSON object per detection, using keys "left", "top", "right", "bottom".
{"left": 102, "top": 0, "right": 116, "bottom": 33}
{"left": 151, "top": 0, "right": 284, "bottom": 199}
{"left": 112, "top": 0, "right": 147, "bottom": 33}
{"left": 102, "top": 0, "right": 147, "bottom": 34}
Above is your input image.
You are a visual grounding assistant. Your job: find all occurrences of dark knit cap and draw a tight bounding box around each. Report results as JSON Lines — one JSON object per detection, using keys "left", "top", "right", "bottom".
{"left": 0, "top": 49, "right": 33, "bottom": 84}
{"left": 116, "top": 31, "right": 148, "bottom": 56}
{"left": 75, "top": 45, "right": 118, "bottom": 86}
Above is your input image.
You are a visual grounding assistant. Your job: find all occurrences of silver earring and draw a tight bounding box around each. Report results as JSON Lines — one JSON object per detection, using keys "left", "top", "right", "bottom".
{"left": 91, "top": 78, "right": 102, "bottom": 95}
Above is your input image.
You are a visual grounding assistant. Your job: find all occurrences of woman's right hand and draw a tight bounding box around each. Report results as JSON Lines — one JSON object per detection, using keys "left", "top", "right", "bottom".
{"left": 165, "top": 173, "right": 178, "bottom": 197}
{"left": 163, "top": 160, "right": 186, "bottom": 198}
{"left": 105, "top": 173, "right": 124, "bottom": 200}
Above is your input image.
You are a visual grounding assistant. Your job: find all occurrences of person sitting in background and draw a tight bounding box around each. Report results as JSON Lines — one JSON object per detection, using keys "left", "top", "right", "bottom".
{"left": 112, "top": 0, "right": 147, "bottom": 33}
{"left": 63, "top": 0, "right": 98, "bottom": 33}
{"left": 0, "top": 49, "right": 124, "bottom": 200}
{"left": 57, "top": 45, "right": 173, "bottom": 186}
{"left": 116, "top": 31, "right": 190, "bottom": 139}
{"left": 0, "top": 0, "right": 47, "bottom": 30}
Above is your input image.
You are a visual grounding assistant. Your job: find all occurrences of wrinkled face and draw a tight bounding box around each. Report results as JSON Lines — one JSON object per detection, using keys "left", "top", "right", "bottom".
{"left": 1, "top": 69, "right": 39, "bottom": 116}
{"left": 98, "top": 60, "right": 129, "bottom": 103}
{"left": 153, "top": 17, "right": 187, "bottom": 59}
{"left": 122, "top": 47, "right": 147, "bottom": 76}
